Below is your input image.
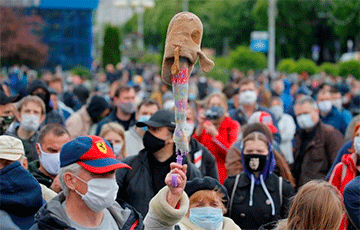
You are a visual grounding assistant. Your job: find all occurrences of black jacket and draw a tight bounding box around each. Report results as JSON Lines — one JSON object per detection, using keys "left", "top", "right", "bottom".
{"left": 224, "top": 173, "right": 294, "bottom": 230}
{"left": 116, "top": 148, "right": 202, "bottom": 217}
{"left": 187, "top": 138, "right": 218, "bottom": 180}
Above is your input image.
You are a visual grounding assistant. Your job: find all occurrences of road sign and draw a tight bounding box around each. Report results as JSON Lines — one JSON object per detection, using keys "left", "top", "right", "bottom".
{"left": 251, "top": 31, "right": 269, "bottom": 52}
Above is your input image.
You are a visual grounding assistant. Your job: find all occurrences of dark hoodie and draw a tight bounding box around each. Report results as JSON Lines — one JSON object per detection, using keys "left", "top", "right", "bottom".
{"left": 27, "top": 79, "right": 65, "bottom": 125}
{"left": 0, "top": 161, "right": 43, "bottom": 229}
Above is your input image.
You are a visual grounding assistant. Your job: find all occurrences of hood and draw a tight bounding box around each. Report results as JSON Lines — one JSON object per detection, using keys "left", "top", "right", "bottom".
{"left": 0, "top": 162, "right": 43, "bottom": 217}
{"left": 27, "top": 79, "right": 51, "bottom": 113}
{"left": 284, "top": 79, "right": 291, "bottom": 94}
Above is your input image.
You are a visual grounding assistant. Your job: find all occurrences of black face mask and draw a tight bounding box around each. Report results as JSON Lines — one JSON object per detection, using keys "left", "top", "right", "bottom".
{"left": 244, "top": 154, "right": 268, "bottom": 173}
{"left": 143, "top": 131, "right": 166, "bottom": 154}
{"left": 0, "top": 115, "right": 14, "bottom": 135}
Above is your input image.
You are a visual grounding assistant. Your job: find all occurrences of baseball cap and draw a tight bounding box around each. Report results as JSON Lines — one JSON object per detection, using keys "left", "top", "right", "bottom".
{"left": 248, "top": 111, "right": 278, "bottom": 134}
{"left": 0, "top": 135, "right": 25, "bottom": 161}
{"left": 136, "top": 109, "right": 175, "bottom": 128}
{"left": 0, "top": 90, "right": 20, "bottom": 105}
{"left": 60, "top": 135, "right": 131, "bottom": 174}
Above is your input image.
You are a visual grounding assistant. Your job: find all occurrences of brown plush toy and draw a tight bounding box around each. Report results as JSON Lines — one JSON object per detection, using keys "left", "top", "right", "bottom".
{"left": 161, "top": 12, "right": 215, "bottom": 85}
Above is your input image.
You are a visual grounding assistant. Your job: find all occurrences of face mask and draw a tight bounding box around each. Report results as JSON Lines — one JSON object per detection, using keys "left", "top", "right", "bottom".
{"left": 143, "top": 131, "right": 166, "bottom": 154}
{"left": 38, "top": 143, "right": 60, "bottom": 175}
{"left": 184, "top": 122, "right": 195, "bottom": 137}
{"left": 318, "top": 100, "right": 332, "bottom": 114}
{"left": 21, "top": 114, "right": 40, "bottom": 132}
{"left": 205, "top": 106, "right": 224, "bottom": 120}
{"left": 244, "top": 154, "right": 268, "bottom": 173}
{"left": 74, "top": 175, "right": 119, "bottom": 213}
{"left": 112, "top": 143, "right": 123, "bottom": 157}
{"left": 189, "top": 207, "right": 223, "bottom": 230}
{"left": 332, "top": 99, "right": 342, "bottom": 110}
{"left": 239, "top": 90, "right": 257, "bottom": 105}
{"left": 296, "top": 113, "right": 315, "bottom": 130}
{"left": 354, "top": 136, "right": 360, "bottom": 154}
{"left": 119, "top": 102, "right": 136, "bottom": 114}
{"left": 0, "top": 115, "right": 14, "bottom": 135}
{"left": 138, "top": 115, "right": 151, "bottom": 132}
{"left": 270, "top": 105, "right": 283, "bottom": 121}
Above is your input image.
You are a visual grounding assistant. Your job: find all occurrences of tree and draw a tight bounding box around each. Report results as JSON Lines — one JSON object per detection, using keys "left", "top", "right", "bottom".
{"left": 102, "top": 24, "right": 121, "bottom": 68}
{"left": 0, "top": 7, "right": 48, "bottom": 68}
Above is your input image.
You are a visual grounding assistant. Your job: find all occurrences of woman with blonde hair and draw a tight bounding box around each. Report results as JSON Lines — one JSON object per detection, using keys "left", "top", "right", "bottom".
{"left": 193, "top": 92, "right": 240, "bottom": 184}
{"left": 275, "top": 180, "right": 344, "bottom": 230}
{"left": 99, "top": 122, "right": 127, "bottom": 160}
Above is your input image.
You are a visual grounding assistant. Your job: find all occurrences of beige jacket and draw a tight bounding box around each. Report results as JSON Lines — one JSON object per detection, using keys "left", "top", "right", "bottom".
{"left": 65, "top": 106, "right": 92, "bottom": 139}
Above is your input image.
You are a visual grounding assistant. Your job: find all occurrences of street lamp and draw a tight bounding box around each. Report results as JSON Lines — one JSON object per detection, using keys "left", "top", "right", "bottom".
{"left": 115, "top": 0, "right": 154, "bottom": 51}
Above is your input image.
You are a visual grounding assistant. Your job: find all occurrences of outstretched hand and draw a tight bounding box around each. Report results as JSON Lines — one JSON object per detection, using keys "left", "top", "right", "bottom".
{"left": 165, "top": 163, "right": 187, "bottom": 208}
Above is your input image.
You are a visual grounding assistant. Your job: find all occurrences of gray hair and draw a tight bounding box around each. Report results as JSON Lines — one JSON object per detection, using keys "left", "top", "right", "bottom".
{"left": 59, "top": 163, "right": 82, "bottom": 196}
{"left": 295, "top": 95, "right": 318, "bottom": 110}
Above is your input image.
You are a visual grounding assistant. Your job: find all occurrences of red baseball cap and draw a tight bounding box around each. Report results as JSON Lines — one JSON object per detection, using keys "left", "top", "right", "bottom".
{"left": 248, "top": 111, "right": 278, "bottom": 134}
{"left": 60, "top": 135, "right": 131, "bottom": 174}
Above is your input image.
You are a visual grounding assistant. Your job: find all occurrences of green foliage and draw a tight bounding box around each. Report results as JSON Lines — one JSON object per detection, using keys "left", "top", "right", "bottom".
{"left": 277, "top": 59, "right": 296, "bottom": 73}
{"left": 138, "top": 52, "right": 162, "bottom": 65}
{"left": 319, "top": 62, "right": 338, "bottom": 76}
{"left": 338, "top": 60, "right": 360, "bottom": 79}
{"left": 292, "top": 59, "right": 318, "bottom": 75}
{"left": 102, "top": 24, "right": 121, "bottom": 68}
{"left": 207, "top": 56, "right": 230, "bottom": 83}
{"left": 71, "top": 66, "right": 91, "bottom": 80}
{"left": 227, "top": 46, "right": 267, "bottom": 72}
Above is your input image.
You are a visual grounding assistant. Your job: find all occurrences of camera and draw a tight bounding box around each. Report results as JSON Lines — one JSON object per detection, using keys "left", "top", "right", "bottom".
{"left": 205, "top": 109, "right": 220, "bottom": 120}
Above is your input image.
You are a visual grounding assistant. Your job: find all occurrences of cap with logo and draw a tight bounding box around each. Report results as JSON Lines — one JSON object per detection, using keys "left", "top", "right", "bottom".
{"left": 0, "top": 135, "right": 25, "bottom": 161}
{"left": 60, "top": 135, "right": 131, "bottom": 174}
{"left": 136, "top": 109, "right": 175, "bottom": 128}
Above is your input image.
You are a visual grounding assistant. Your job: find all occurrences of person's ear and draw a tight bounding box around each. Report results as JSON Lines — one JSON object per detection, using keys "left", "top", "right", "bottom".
{"left": 40, "top": 114, "right": 45, "bottom": 125}
{"left": 36, "top": 143, "right": 41, "bottom": 156}
{"left": 14, "top": 110, "right": 21, "bottom": 122}
{"left": 64, "top": 172, "right": 76, "bottom": 192}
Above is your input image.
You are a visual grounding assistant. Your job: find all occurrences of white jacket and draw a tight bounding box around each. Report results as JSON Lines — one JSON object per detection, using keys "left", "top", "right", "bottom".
{"left": 278, "top": 114, "right": 296, "bottom": 164}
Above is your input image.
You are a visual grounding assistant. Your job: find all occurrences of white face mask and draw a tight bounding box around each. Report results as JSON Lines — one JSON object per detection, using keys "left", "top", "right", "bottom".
{"left": 318, "top": 100, "right": 332, "bottom": 114}
{"left": 184, "top": 122, "right": 195, "bottom": 137}
{"left": 270, "top": 105, "right": 283, "bottom": 121}
{"left": 21, "top": 114, "right": 40, "bottom": 132}
{"left": 74, "top": 175, "right": 119, "bottom": 213}
{"left": 112, "top": 143, "right": 123, "bottom": 157}
{"left": 332, "top": 99, "right": 342, "bottom": 110}
{"left": 239, "top": 90, "right": 257, "bottom": 105}
{"left": 296, "top": 113, "right": 315, "bottom": 130}
{"left": 354, "top": 136, "right": 360, "bottom": 154}
{"left": 38, "top": 143, "right": 60, "bottom": 175}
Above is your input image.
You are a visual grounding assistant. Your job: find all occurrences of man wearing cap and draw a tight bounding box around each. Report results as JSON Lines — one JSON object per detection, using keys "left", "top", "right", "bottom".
{"left": 66, "top": 95, "right": 111, "bottom": 139}
{"left": 0, "top": 135, "right": 43, "bottom": 229}
{"left": 0, "top": 90, "right": 19, "bottom": 135}
{"left": 116, "top": 109, "right": 202, "bottom": 217}
{"left": 6, "top": 95, "right": 46, "bottom": 163}
{"left": 30, "top": 135, "right": 144, "bottom": 230}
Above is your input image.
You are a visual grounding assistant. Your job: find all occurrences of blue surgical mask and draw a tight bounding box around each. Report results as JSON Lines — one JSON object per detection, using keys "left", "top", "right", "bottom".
{"left": 138, "top": 115, "right": 151, "bottom": 132}
{"left": 189, "top": 207, "right": 223, "bottom": 230}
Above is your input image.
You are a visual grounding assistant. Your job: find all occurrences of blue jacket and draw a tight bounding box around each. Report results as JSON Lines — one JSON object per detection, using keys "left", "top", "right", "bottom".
{"left": 320, "top": 107, "right": 347, "bottom": 135}
{"left": 0, "top": 162, "right": 43, "bottom": 229}
{"left": 343, "top": 176, "right": 360, "bottom": 229}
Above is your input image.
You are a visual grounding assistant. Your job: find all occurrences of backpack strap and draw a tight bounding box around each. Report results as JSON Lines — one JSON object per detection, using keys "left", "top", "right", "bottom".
{"left": 229, "top": 174, "right": 241, "bottom": 217}
{"left": 279, "top": 176, "right": 283, "bottom": 207}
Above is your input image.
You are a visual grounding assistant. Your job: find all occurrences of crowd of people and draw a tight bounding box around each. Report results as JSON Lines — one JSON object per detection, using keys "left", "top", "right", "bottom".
{"left": 0, "top": 62, "right": 360, "bottom": 230}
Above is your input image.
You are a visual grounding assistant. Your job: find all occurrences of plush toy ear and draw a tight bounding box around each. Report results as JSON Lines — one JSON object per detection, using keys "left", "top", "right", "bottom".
{"left": 191, "top": 29, "right": 201, "bottom": 45}
{"left": 198, "top": 51, "right": 214, "bottom": 73}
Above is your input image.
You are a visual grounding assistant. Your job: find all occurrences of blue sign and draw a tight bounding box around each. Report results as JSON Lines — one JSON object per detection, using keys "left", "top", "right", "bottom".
{"left": 251, "top": 31, "right": 269, "bottom": 53}
{"left": 39, "top": 0, "right": 99, "bottom": 9}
